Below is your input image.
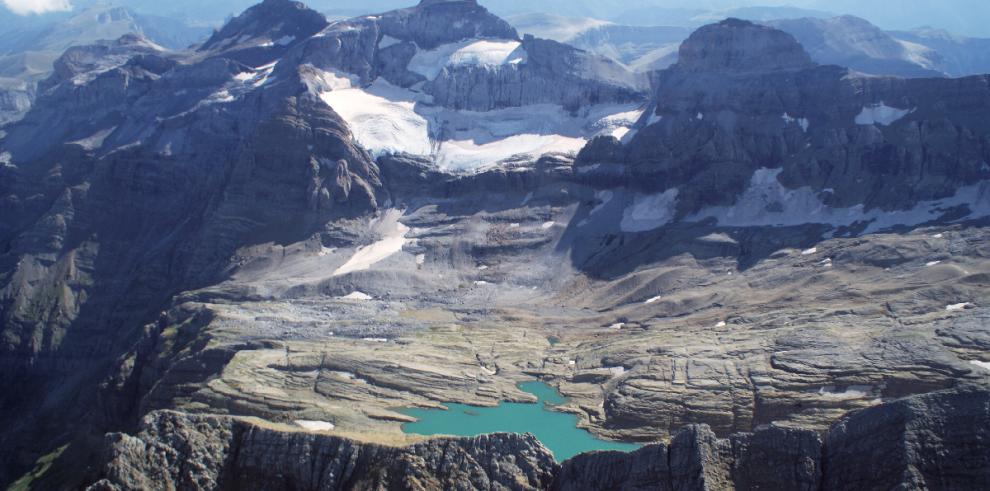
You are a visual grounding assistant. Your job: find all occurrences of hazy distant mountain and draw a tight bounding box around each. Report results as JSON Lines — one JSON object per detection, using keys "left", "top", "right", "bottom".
{"left": 0, "top": 5, "right": 209, "bottom": 122}
{"left": 891, "top": 27, "right": 990, "bottom": 78}
{"left": 767, "top": 16, "right": 945, "bottom": 78}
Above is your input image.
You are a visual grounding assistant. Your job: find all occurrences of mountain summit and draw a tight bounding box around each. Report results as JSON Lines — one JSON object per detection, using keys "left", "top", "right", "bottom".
{"left": 677, "top": 18, "right": 815, "bottom": 73}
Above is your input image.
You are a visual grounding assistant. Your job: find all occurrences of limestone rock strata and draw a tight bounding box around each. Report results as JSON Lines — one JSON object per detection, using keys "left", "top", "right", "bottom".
{"left": 89, "top": 387, "right": 990, "bottom": 490}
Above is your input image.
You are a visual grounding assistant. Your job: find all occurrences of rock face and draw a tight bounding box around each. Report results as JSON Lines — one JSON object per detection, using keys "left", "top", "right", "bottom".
{"left": 90, "top": 411, "right": 557, "bottom": 491}
{"left": 676, "top": 18, "right": 814, "bottom": 74}
{"left": 2, "top": 1, "right": 990, "bottom": 488}
{"left": 576, "top": 18, "right": 990, "bottom": 217}
{"left": 87, "top": 387, "right": 990, "bottom": 490}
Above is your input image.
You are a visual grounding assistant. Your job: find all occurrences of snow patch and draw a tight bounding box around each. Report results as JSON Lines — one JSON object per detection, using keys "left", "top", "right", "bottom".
{"left": 295, "top": 420, "right": 335, "bottom": 431}
{"left": 340, "top": 291, "right": 373, "bottom": 301}
{"left": 970, "top": 360, "right": 990, "bottom": 372}
{"left": 408, "top": 39, "right": 526, "bottom": 80}
{"left": 621, "top": 189, "right": 679, "bottom": 232}
{"left": 782, "top": 113, "right": 810, "bottom": 132}
{"left": 946, "top": 303, "right": 974, "bottom": 312}
{"left": 715, "top": 321, "right": 727, "bottom": 327}
{"left": 926, "top": 261, "right": 942, "bottom": 267}
{"left": 815, "top": 385, "right": 874, "bottom": 399}
{"left": 378, "top": 35, "right": 402, "bottom": 49}
{"left": 474, "top": 280, "right": 491, "bottom": 286}
{"left": 855, "top": 102, "right": 914, "bottom": 126}
{"left": 362, "top": 337, "right": 389, "bottom": 343}
{"left": 645, "top": 295, "right": 663, "bottom": 304}
{"left": 608, "top": 323, "right": 625, "bottom": 330}
{"left": 688, "top": 168, "right": 990, "bottom": 234}
{"left": 332, "top": 213, "right": 410, "bottom": 277}
{"left": 416, "top": 254, "right": 426, "bottom": 265}
{"left": 801, "top": 247, "right": 818, "bottom": 256}
{"left": 541, "top": 221, "right": 556, "bottom": 229}
{"left": 69, "top": 127, "right": 116, "bottom": 151}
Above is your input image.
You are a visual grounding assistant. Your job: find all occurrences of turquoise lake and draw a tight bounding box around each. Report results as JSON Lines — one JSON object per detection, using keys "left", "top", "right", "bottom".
{"left": 400, "top": 381, "right": 641, "bottom": 461}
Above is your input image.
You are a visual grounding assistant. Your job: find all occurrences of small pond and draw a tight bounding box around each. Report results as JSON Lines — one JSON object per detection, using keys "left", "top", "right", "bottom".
{"left": 400, "top": 381, "right": 641, "bottom": 460}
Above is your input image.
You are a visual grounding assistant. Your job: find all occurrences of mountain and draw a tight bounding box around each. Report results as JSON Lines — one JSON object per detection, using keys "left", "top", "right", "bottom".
{"left": 1, "top": 1, "right": 989, "bottom": 488}
{"left": 890, "top": 27, "right": 990, "bottom": 78}
{"left": 0, "top": 5, "right": 210, "bottom": 123}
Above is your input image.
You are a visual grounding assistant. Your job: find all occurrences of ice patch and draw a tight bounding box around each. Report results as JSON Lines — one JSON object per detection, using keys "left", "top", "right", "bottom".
{"left": 321, "top": 80, "right": 433, "bottom": 157}
{"left": 332, "top": 213, "right": 410, "bottom": 277}
{"left": 815, "top": 385, "right": 874, "bottom": 399}
{"left": 621, "top": 189, "right": 679, "bottom": 232}
{"left": 408, "top": 39, "right": 526, "bottom": 80}
{"left": 855, "top": 102, "right": 914, "bottom": 126}
{"left": 541, "top": 221, "right": 556, "bottom": 229}
{"left": 378, "top": 35, "right": 402, "bottom": 49}
{"left": 340, "top": 291, "right": 373, "bottom": 301}
{"left": 926, "top": 261, "right": 942, "bottom": 267}
{"left": 645, "top": 295, "right": 663, "bottom": 304}
{"left": 295, "top": 420, "right": 334, "bottom": 431}
{"left": 688, "top": 168, "right": 990, "bottom": 233}
{"left": 69, "top": 127, "right": 116, "bottom": 151}
{"left": 946, "top": 303, "right": 974, "bottom": 312}
{"left": 802, "top": 248, "right": 818, "bottom": 256}
{"left": 782, "top": 113, "right": 810, "bottom": 132}
{"left": 970, "top": 360, "right": 990, "bottom": 372}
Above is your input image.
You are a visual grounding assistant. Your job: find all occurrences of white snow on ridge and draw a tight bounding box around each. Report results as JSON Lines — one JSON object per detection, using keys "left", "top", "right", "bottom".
{"left": 689, "top": 168, "right": 990, "bottom": 234}
{"left": 970, "top": 360, "right": 990, "bottom": 372}
{"left": 409, "top": 39, "right": 527, "bottom": 80}
{"left": 621, "top": 189, "right": 680, "bottom": 232}
{"left": 855, "top": 102, "right": 914, "bottom": 126}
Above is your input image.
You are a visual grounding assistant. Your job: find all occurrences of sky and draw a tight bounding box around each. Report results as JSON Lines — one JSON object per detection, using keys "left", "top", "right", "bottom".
{"left": 2, "top": 0, "right": 989, "bottom": 37}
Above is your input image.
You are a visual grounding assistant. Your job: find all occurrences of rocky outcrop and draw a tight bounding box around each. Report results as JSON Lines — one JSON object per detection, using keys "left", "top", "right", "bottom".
{"left": 89, "top": 411, "right": 556, "bottom": 491}
{"left": 576, "top": 18, "right": 990, "bottom": 217}
{"left": 88, "top": 387, "right": 990, "bottom": 490}
{"left": 427, "top": 35, "right": 644, "bottom": 111}
{"left": 378, "top": 0, "right": 519, "bottom": 50}
{"left": 677, "top": 18, "right": 814, "bottom": 74}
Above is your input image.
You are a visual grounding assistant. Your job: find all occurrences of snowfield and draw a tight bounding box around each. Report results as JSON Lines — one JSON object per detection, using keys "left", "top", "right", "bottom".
{"left": 621, "top": 189, "right": 680, "bottom": 232}
{"left": 408, "top": 39, "right": 527, "bottom": 80}
{"left": 855, "top": 102, "right": 914, "bottom": 126}
{"left": 316, "top": 69, "right": 646, "bottom": 172}
{"left": 689, "top": 168, "right": 990, "bottom": 234}
{"left": 332, "top": 211, "right": 412, "bottom": 277}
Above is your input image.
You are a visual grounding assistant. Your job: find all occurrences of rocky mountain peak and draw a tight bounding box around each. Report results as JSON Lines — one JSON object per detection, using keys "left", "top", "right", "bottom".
{"left": 380, "top": 0, "right": 518, "bottom": 49}
{"left": 199, "top": 0, "right": 328, "bottom": 52}
{"left": 676, "top": 18, "right": 815, "bottom": 74}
